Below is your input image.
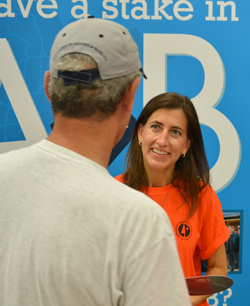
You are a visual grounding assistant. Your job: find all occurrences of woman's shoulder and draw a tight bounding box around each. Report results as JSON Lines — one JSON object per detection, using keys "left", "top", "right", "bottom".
{"left": 199, "top": 181, "right": 215, "bottom": 195}
{"left": 198, "top": 182, "right": 223, "bottom": 213}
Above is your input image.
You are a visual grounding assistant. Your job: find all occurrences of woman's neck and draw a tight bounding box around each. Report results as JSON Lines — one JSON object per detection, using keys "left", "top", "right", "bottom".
{"left": 147, "top": 171, "right": 173, "bottom": 188}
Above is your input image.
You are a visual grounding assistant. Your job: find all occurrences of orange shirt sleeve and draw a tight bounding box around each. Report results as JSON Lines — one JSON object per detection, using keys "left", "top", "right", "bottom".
{"left": 197, "top": 186, "right": 230, "bottom": 260}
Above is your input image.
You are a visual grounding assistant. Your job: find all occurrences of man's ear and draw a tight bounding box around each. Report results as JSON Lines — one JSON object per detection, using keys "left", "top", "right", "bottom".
{"left": 44, "top": 71, "right": 51, "bottom": 102}
{"left": 122, "top": 77, "right": 140, "bottom": 113}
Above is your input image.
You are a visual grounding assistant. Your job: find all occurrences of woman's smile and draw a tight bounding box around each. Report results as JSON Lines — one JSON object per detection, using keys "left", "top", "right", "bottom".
{"left": 151, "top": 148, "right": 169, "bottom": 156}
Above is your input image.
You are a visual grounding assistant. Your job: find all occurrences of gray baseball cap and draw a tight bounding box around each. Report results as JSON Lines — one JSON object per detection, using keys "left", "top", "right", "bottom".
{"left": 50, "top": 17, "right": 146, "bottom": 85}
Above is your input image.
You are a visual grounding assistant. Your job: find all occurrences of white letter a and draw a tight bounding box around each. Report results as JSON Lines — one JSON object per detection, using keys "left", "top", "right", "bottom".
{"left": 0, "top": 39, "right": 47, "bottom": 154}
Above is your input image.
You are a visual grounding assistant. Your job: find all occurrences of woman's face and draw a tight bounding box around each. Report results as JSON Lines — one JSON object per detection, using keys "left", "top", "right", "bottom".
{"left": 138, "top": 108, "right": 190, "bottom": 178}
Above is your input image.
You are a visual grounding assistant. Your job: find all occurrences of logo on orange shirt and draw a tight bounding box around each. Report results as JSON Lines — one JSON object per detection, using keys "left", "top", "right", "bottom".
{"left": 176, "top": 222, "right": 192, "bottom": 240}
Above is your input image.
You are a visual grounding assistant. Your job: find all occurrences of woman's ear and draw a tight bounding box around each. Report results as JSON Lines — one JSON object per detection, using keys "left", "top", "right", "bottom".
{"left": 137, "top": 123, "right": 143, "bottom": 142}
{"left": 182, "top": 138, "right": 191, "bottom": 156}
{"left": 44, "top": 71, "right": 51, "bottom": 102}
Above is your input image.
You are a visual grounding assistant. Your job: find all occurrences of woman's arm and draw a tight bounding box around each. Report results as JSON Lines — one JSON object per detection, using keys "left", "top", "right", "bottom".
{"left": 190, "top": 244, "right": 228, "bottom": 306}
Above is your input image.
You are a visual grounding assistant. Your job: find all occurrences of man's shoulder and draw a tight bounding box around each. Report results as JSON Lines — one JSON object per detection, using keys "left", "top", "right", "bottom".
{"left": 111, "top": 178, "right": 172, "bottom": 225}
{"left": 111, "top": 177, "right": 153, "bottom": 204}
{"left": 0, "top": 142, "right": 37, "bottom": 164}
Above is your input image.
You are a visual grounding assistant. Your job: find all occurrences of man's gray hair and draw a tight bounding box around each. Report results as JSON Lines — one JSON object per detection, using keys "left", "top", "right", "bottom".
{"left": 48, "top": 53, "right": 141, "bottom": 121}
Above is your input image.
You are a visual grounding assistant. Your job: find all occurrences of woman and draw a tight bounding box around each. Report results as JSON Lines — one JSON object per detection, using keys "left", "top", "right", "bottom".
{"left": 116, "top": 92, "right": 230, "bottom": 306}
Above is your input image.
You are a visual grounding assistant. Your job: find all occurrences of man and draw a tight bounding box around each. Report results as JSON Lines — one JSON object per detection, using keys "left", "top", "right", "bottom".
{"left": 225, "top": 225, "right": 239, "bottom": 271}
{"left": 0, "top": 18, "right": 190, "bottom": 306}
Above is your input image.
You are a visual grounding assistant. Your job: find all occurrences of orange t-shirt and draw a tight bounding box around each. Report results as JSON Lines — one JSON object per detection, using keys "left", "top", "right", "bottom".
{"left": 115, "top": 175, "right": 230, "bottom": 306}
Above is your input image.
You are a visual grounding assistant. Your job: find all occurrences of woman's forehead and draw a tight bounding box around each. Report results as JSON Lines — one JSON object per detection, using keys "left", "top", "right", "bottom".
{"left": 147, "top": 108, "right": 187, "bottom": 123}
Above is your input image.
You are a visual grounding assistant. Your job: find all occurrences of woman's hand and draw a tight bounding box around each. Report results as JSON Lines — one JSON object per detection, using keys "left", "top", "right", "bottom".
{"left": 190, "top": 244, "right": 228, "bottom": 306}
{"left": 190, "top": 294, "right": 209, "bottom": 306}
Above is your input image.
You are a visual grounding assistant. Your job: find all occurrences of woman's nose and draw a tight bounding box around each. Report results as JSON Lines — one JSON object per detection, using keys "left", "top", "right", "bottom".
{"left": 156, "top": 131, "right": 169, "bottom": 146}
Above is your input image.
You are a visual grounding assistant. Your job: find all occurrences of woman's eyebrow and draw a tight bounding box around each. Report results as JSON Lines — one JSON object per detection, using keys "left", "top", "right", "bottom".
{"left": 149, "top": 120, "right": 163, "bottom": 126}
{"left": 172, "top": 125, "right": 184, "bottom": 132}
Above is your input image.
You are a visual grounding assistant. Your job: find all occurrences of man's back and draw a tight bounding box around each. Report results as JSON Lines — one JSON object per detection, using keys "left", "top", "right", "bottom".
{"left": 0, "top": 140, "right": 190, "bottom": 305}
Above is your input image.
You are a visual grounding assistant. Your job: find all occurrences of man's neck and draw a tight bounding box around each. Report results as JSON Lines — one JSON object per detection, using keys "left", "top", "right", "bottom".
{"left": 47, "top": 114, "right": 119, "bottom": 168}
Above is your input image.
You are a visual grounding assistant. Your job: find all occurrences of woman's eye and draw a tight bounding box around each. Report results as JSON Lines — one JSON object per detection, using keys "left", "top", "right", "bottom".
{"left": 151, "top": 125, "right": 159, "bottom": 129}
{"left": 172, "top": 130, "right": 181, "bottom": 136}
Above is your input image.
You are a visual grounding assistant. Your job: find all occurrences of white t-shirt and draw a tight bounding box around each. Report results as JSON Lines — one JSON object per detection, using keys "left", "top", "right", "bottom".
{"left": 0, "top": 140, "right": 190, "bottom": 306}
